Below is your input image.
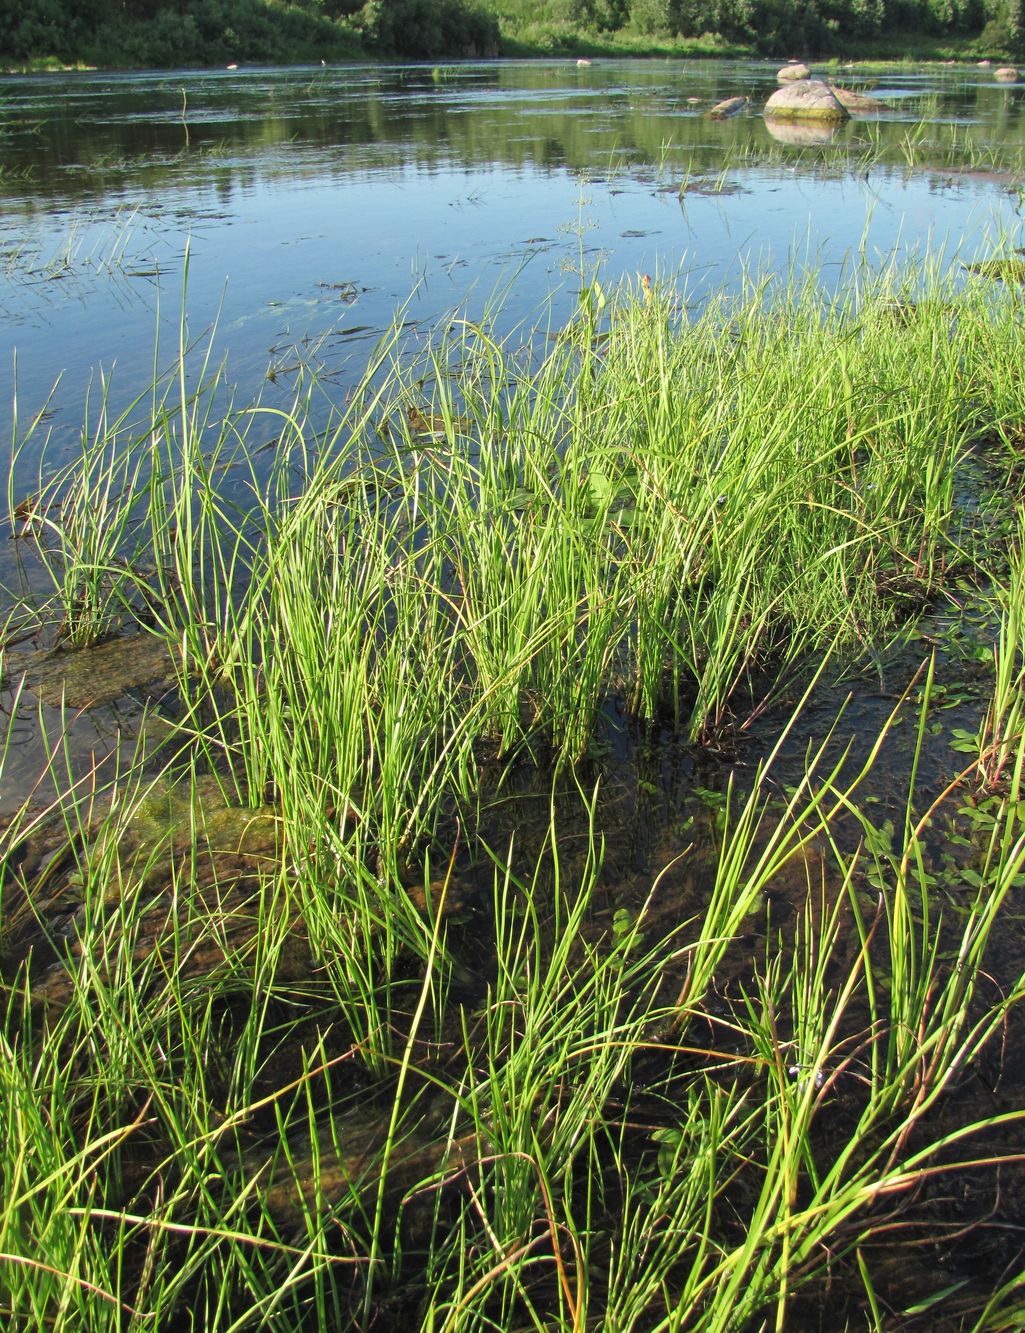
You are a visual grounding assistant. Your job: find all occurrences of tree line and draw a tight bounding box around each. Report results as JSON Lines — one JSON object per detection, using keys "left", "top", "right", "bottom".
{"left": 1, "top": 0, "right": 1020, "bottom": 67}
{"left": 555, "top": 0, "right": 1021, "bottom": 54}
{"left": 0, "top": 0, "right": 499, "bottom": 67}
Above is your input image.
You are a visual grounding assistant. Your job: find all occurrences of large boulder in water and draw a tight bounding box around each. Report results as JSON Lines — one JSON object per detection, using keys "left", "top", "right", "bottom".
{"left": 764, "top": 80, "right": 849, "bottom": 123}
{"left": 995, "top": 66, "right": 1019, "bottom": 82}
{"left": 777, "top": 63, "right": 810, "bottom": 82}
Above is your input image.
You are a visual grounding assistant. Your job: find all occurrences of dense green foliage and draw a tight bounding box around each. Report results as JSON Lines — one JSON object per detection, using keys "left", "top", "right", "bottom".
{"left": 491, "top": 0, "right": 1022, "bottom": 56}
{"left": 1, "top": 0, "right": 1021, "bottom": 64}
{"left": 0, "top": 0, "right": 499, "bottom": 67}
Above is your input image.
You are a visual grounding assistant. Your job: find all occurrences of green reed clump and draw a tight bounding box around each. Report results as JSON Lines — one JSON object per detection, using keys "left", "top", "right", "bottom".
{"left": 3, "top": 658, "right": 1025, "bottom": 1327}
{"left": 397, "top": 691, "right": 1025, "bottom": 1330}
{"left": 10, "top": 259, "right": 1023, "bottom": 873}
{"left": 972, "top": 511, "right": 1025, "bottom": 789}
{"left": 7, "top": 374, "right": 155, "bottom": 645}
{"left": 0, "top": 743, "right": 371, "bottom": 1327}
{"left": 391, "top": 264, "right": 975, "bottom": 750}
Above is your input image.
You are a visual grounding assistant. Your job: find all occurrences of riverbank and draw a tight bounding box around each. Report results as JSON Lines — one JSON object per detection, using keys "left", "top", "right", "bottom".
{"left": 2, "top": 39, "right": 1013, "bottom": 76}
{"left": 497, "top": 30, "right": 1007, "bottom": 62}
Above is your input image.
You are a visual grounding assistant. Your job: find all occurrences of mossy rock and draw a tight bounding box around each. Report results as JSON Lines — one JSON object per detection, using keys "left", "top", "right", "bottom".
{"left": 707, "top": 95, "right": 747, "bottom": 119}
{"left": 90, "top": 773, "right": 280, "bottom": 896}
{"left": 764, "top": 80, "right": 849, "bottom": 124}
{"left": 16, "top": 633, "right": 175, "bottom": 708}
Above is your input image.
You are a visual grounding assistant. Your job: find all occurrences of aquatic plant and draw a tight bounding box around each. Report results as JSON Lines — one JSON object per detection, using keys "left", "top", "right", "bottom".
{"left": 972, "top": 514, "right": 1025, "bottom": 790}
{"left": 3, "top": 670, "right": 1023, "bottom": 1327}
{"left": 4, "top": 261, "right": 1025, "bottom": 1326}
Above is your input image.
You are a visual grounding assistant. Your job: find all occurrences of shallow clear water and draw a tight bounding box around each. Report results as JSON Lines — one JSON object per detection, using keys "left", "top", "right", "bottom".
{"left": 2, "top": 58, "right": 1025, "bottom": 456}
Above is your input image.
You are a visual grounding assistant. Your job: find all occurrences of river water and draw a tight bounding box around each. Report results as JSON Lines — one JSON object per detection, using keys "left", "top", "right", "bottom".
{"left": 2, "top": 57, "right": 1024, "bottom": 456}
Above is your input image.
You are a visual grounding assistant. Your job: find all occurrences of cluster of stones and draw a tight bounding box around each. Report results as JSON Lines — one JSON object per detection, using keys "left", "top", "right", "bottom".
{"left": 765, "top": 64, "right": 856, "bottom": 122}
{"left": 764, "top": 78, "right": 849, "bottom": 122}
{"left": 706, "top": 62, "right": 888, "bottom": 126}
{"left": 705, "top": 58, "right": 1017, "bottom": 130}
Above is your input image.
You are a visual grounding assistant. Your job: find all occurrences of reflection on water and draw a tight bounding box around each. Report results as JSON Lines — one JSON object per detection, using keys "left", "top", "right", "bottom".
{"left": 763, "top": 117, "right": 839, "bottom": 145}
{"left": 2, "top": 58, "right": 1024, "bottom": 460}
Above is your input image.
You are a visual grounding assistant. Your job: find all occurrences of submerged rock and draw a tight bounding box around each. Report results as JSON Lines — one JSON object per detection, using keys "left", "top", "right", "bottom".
{"left": 404, "top": 877, "right": 473, "bottom": 918}
{"left": 30, "top": 878, "right": 313, "bottom": 1014}
{"left": 17, "top": 773, "right": 475, "bottom": 1018}
{"left": 253, "top": 1114, "right": 480, "bottom": 1221}
{"left": 17, "top": 634, "right": 175, "bottom": 708}
{"left": 764, "top": 80, "right": 849, "bottom": 123}
{"left": 20, "top": 775, "right": 289, "bottom": 1012}
{"left": 965, "top": 258, "right": 1025, "bottom": 282}
{"left": 777, "top": 63, "right": 810, "bottom": 82}
{"left": 828, "top": 83, "right": 886, "bottom": 112}
{"left": 93, "top": 774, "right": 281, "bottom": 892}
{"left": 707, "top": 96, "right": 748, "bottom": 119}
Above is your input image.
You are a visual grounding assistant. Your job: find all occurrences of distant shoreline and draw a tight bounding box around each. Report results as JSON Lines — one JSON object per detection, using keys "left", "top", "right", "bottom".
{"left": 3, "top": 39, "right": 1016, "bottom": 75}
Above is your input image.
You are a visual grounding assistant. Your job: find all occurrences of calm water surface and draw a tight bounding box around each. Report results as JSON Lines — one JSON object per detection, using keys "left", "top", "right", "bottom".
{"left": 2, "top": 58, "right": 1025, "bottom": 453}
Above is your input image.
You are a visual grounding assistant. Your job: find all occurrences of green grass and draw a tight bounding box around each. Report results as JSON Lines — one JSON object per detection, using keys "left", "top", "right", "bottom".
{"left": 495, "top": 25, "right": 748, "bottom": 58}
{"left": 3, "top": 257, "right": 1025, "bottom": 1326}
{"left": 495, "top": 28, "right": 1004, "bottom": 62}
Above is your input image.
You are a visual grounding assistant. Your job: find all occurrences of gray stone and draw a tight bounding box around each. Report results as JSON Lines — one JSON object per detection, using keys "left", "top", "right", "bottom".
{"left": 828, "top": 83, "right": 885, "bottom": 112}
{"left": 995, "top": 66, "right": 1019, "bottom": 82}
{"left": 764, "top": 80, "right": 849, "bottom": 123}
{"left": 707, "top": 96, "right": 748, "bottom": 118}
{"left": 777, "top": 63, "right": 810, "bottom": 82}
